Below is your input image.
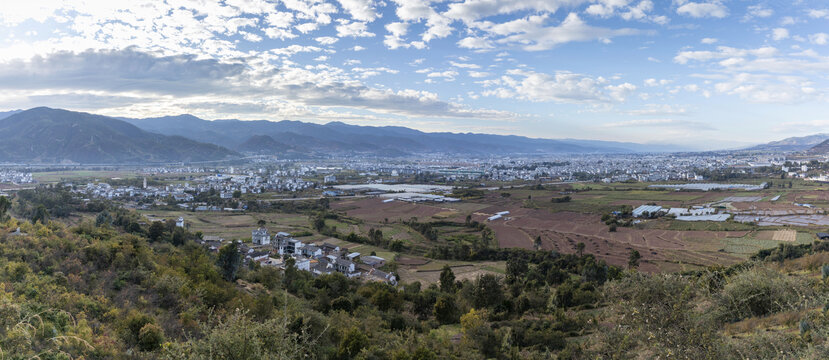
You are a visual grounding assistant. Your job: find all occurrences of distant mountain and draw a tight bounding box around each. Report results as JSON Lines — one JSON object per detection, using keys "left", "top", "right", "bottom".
{"left": 0, "top": 110, "right": 22, "bottom": 120}
{"left": 747, "top": 133, "right": 829, "bottom": 152}
{"left": 0, "top": 108, "right": 239, "bottom": 164}
{"left": 807, "top": 139, "right": 829, "bottom": 155}
{"left": 124, "top": 115, "right": 691, "bottom": 156}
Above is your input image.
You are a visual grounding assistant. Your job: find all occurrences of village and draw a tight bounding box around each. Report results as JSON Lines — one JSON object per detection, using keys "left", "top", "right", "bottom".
{"left": 187, "top": 219, "right": 398, "bottom": 286}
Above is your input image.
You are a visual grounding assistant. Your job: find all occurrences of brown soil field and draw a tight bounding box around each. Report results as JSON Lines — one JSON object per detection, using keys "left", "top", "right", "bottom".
{"left": 608, "top": 199, "right": 686, "bottom": 208}
{"left": 489, "top": 208, "right": 748, "bottom": 272}
{"left": 332, "top": 198, "right": 455, "bottom": 222}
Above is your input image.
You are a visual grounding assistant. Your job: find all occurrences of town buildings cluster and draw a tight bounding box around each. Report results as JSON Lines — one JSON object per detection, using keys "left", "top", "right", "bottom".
{"left": 197, "top": 227, "right": 397, "bottom": 286}
{"left": 0, "top": 170, "right": 34, "bottom": 184}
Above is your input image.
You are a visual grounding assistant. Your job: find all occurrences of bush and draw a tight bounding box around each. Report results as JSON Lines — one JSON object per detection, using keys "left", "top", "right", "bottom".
{"left": 715, "top": 267, "right": 814, "bottom": 322}
{"left": 138, "top": 323, "right": 165, "bottom": 351}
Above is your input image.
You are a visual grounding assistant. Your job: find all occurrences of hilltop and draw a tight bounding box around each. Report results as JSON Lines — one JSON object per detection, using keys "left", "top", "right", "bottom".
{"left": 747, "top": 133, "right": 829, "bottom": 152}
{"left": 0, "top": 108, "right": 238, "bottom": 164}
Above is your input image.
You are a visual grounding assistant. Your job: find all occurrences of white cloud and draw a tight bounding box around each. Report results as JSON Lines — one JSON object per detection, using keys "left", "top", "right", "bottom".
{"left": 676, "top": 1, "right": 728, "bottom": 18}
{"left": 807, "top": 9, "right": 829, "bottom": 19}
{"left": 644, "top": 78, "right": 672, "bottom": 87}
{"left": 335, "top": 20, "right": 376, "bottom": 37}
{"left": 809, "top": 33, "right": 829, "bottom": 45}
{"left": 468, "top": 71, "right": 491, "bottom": 78}
{"left": 315, "top": 36, "right": 339, "bottom": 45}
{"left": 480, "top": 13, "right": 641, "bottom": 51}
{"left": 336, "top": 0, "right": 380, "bottom": 22}
{"left": 481, "top": 69, "right": 637, "bottom": 103}
{"left": 458, "top": 36, "right": 495, "bottom": 50}
{"left": 383, "top": 21, "right": 411, "bottom": 49}
{"left": 444, "top": 0, "right": 589, "bottom": 23}
{"left": 450, "top": 61, "right": 481, "bottom": 69}
{"left": 602, "top": 118, "right": 712, "bottom": 131}
{"left": 745, "top": 5, "right": 773, "bottom": 20}
{"left": 772, "top": 28, "right": 789, "bottom": 41}
{"left": 701, "top": 37, "right": 718, "bottom": 44}
{"left": 427, "top": 70, "right": 459, "bottom": 81}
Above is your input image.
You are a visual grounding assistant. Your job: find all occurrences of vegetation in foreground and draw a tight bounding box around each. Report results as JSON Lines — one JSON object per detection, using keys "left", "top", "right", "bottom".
{"left": 2, "top": 190, "right": 829, "bottom": 359}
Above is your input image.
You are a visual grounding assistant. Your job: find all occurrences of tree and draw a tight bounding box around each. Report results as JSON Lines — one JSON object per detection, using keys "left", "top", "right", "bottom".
{"left": 337, "top": 327, "right": 368, "bottom": 359}
{"left": 95, "top": 210, "right": 113, "bottom": 227}
{"left": 534, "top": 236, "right": 542, "bottom": 250}
{"left": 232, "top": 190, "right": 242, "bottom": 198}
{"left": 461, "top": 308, "right": 498, "bottom": 358}
{"left": 433, "top": 294, "right": 459, "bottom": 324}
{"left": 576, "top": 242, "right": 585, "bottom": 257}
{"left": 473, "top": 274, "right": 503, "bottom": 309}
{"left": 148, "top": 221, "right": 166, "bottom": 242}
{"left": 217, "top": 241, "right": 241, "bottom": 281}
{"left": 257, "top": 219, "right": 266, "bottom": 228}
{"left": 0, "top": 196, "right": 10, "bottom": 220}
{"left": 506, "top": 256, "right": 528, "bottom": 284}
{"left": 628, "top": 250, "right": 641, "bottom": 269}
{"left": 171, "top": 227, "right": 187, "bottom": 246}
{"left": 31, "top": 204, "right": 49, "bottom": 224}
{"left": 313, "top": 214, "right": 326, "bottom": 232}
{"left": 439, "top": 265, "right": 455, "bottom": 293}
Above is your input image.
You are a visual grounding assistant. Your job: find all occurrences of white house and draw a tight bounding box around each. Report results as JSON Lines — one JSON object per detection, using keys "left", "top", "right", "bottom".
{"left": 251, "top": 228, "right": 270, "bottom": 245}
{"left": 176, "top": 217, "right": 185, "bottom": 228}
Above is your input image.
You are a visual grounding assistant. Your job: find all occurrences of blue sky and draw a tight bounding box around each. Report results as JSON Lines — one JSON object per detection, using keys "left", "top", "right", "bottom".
{"left": 1, "top": 0, "right": 829, "bottom": 149}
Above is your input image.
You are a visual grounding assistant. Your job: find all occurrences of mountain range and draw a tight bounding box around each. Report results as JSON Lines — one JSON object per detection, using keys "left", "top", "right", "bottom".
{"left": 745, "top": 134, "right": 829, "bottom": 152}
{"left": 123, "top": 114, "right": 691, "bottom": 156}
{"left": 0, "top": 108, "right": 237, "bottom": 164}
{"left": 4, "top": 107, "right": 826, "bottom": 164}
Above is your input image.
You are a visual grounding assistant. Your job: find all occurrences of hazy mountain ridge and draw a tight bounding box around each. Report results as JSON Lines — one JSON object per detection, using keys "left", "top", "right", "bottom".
{"left": 0, "top": 108, "right": 239, "bottom": 164}
{"left": 747, "top": 133, "right": 829, "bottom": 152}
{"left": 807, "top": 139, "right": 829, "bottom": 155}
{"left": 125, "top": 115, "right": 691, "bottom": 156}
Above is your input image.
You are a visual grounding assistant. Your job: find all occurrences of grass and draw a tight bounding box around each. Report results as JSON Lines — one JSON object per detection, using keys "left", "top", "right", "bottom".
{"left": 721, "top": 232, "right": 812, "bottom": 256}
{"left": 33, "top": 170, "right": 138, "bottom": 183}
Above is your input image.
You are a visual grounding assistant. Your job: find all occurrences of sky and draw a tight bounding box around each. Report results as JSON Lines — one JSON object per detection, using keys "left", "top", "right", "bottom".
{"left": 1, "top": 1, "right": 829, "bottom": 149}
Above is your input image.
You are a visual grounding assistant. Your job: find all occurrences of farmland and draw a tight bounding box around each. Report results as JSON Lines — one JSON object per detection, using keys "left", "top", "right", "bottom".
{"left": 320, "top": 181, "right": 829, "bottom": 274}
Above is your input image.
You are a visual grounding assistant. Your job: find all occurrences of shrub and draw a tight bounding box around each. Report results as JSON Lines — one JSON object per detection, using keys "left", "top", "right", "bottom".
{"left": 715, "top": 267, "right": 814, "bottom": 322}
{"left": 138, "top": 323, "right": 165, "bottom": 351}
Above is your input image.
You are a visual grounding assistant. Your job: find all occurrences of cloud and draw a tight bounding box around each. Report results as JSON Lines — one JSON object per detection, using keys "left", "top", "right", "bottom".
{"left": 458, "top": 36, "right": 495, "bottom": 50}
{"left": 623, "top": 104, "right": 689, "bottom": 116}
{"left": 585, "top": 0, "right": 668, "bottom": 24}
{"left": 701, "top": 37, "right": 718, "bottom": 44}
{"left": 644, "top": 78, "right": 672, "bottom": 87}
{"left": 0, "top": 47, "right": 521, "bottom": 122}
{"left": 315, "top": 36, "right": 339, "bottom": 45}
{"left": 335, "top": 20, "right": 376, "bottom": 37}
{"left": 601, "top": 118, "right": 714, "bottom": 130}
{"left": 771, "top": 28, "right": 789, "bottom": 41}
{"left": 444, "top": 0, "right": 586, "bottom": 23}
{"left": 809, "top": 33, "right": 829, "bottom": 45}
{"left": 479, "top": 13, "right": 642, "bottom": 51}
{"left": 449, "top": 61, "right": 481, "bottom": 69}
{"left": 676, "top": 1, "right": 728, "bottom": 18}
{"left": 744, "top": 5, "right": 773, "bottom": 20}
{"left": 807, "top": 9, "right": 829, "bottom": 19}
{"left": 481, "top": 69, "right": 637, "bottom": 103}
{"left": 336, "top": 0, "right": 380, "bottom": 22}
{"left": 427, "top": 70, "right": 459, "bottom": 81}
{"left": 0, "top": 48, "right": 246, "bottom": 95}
